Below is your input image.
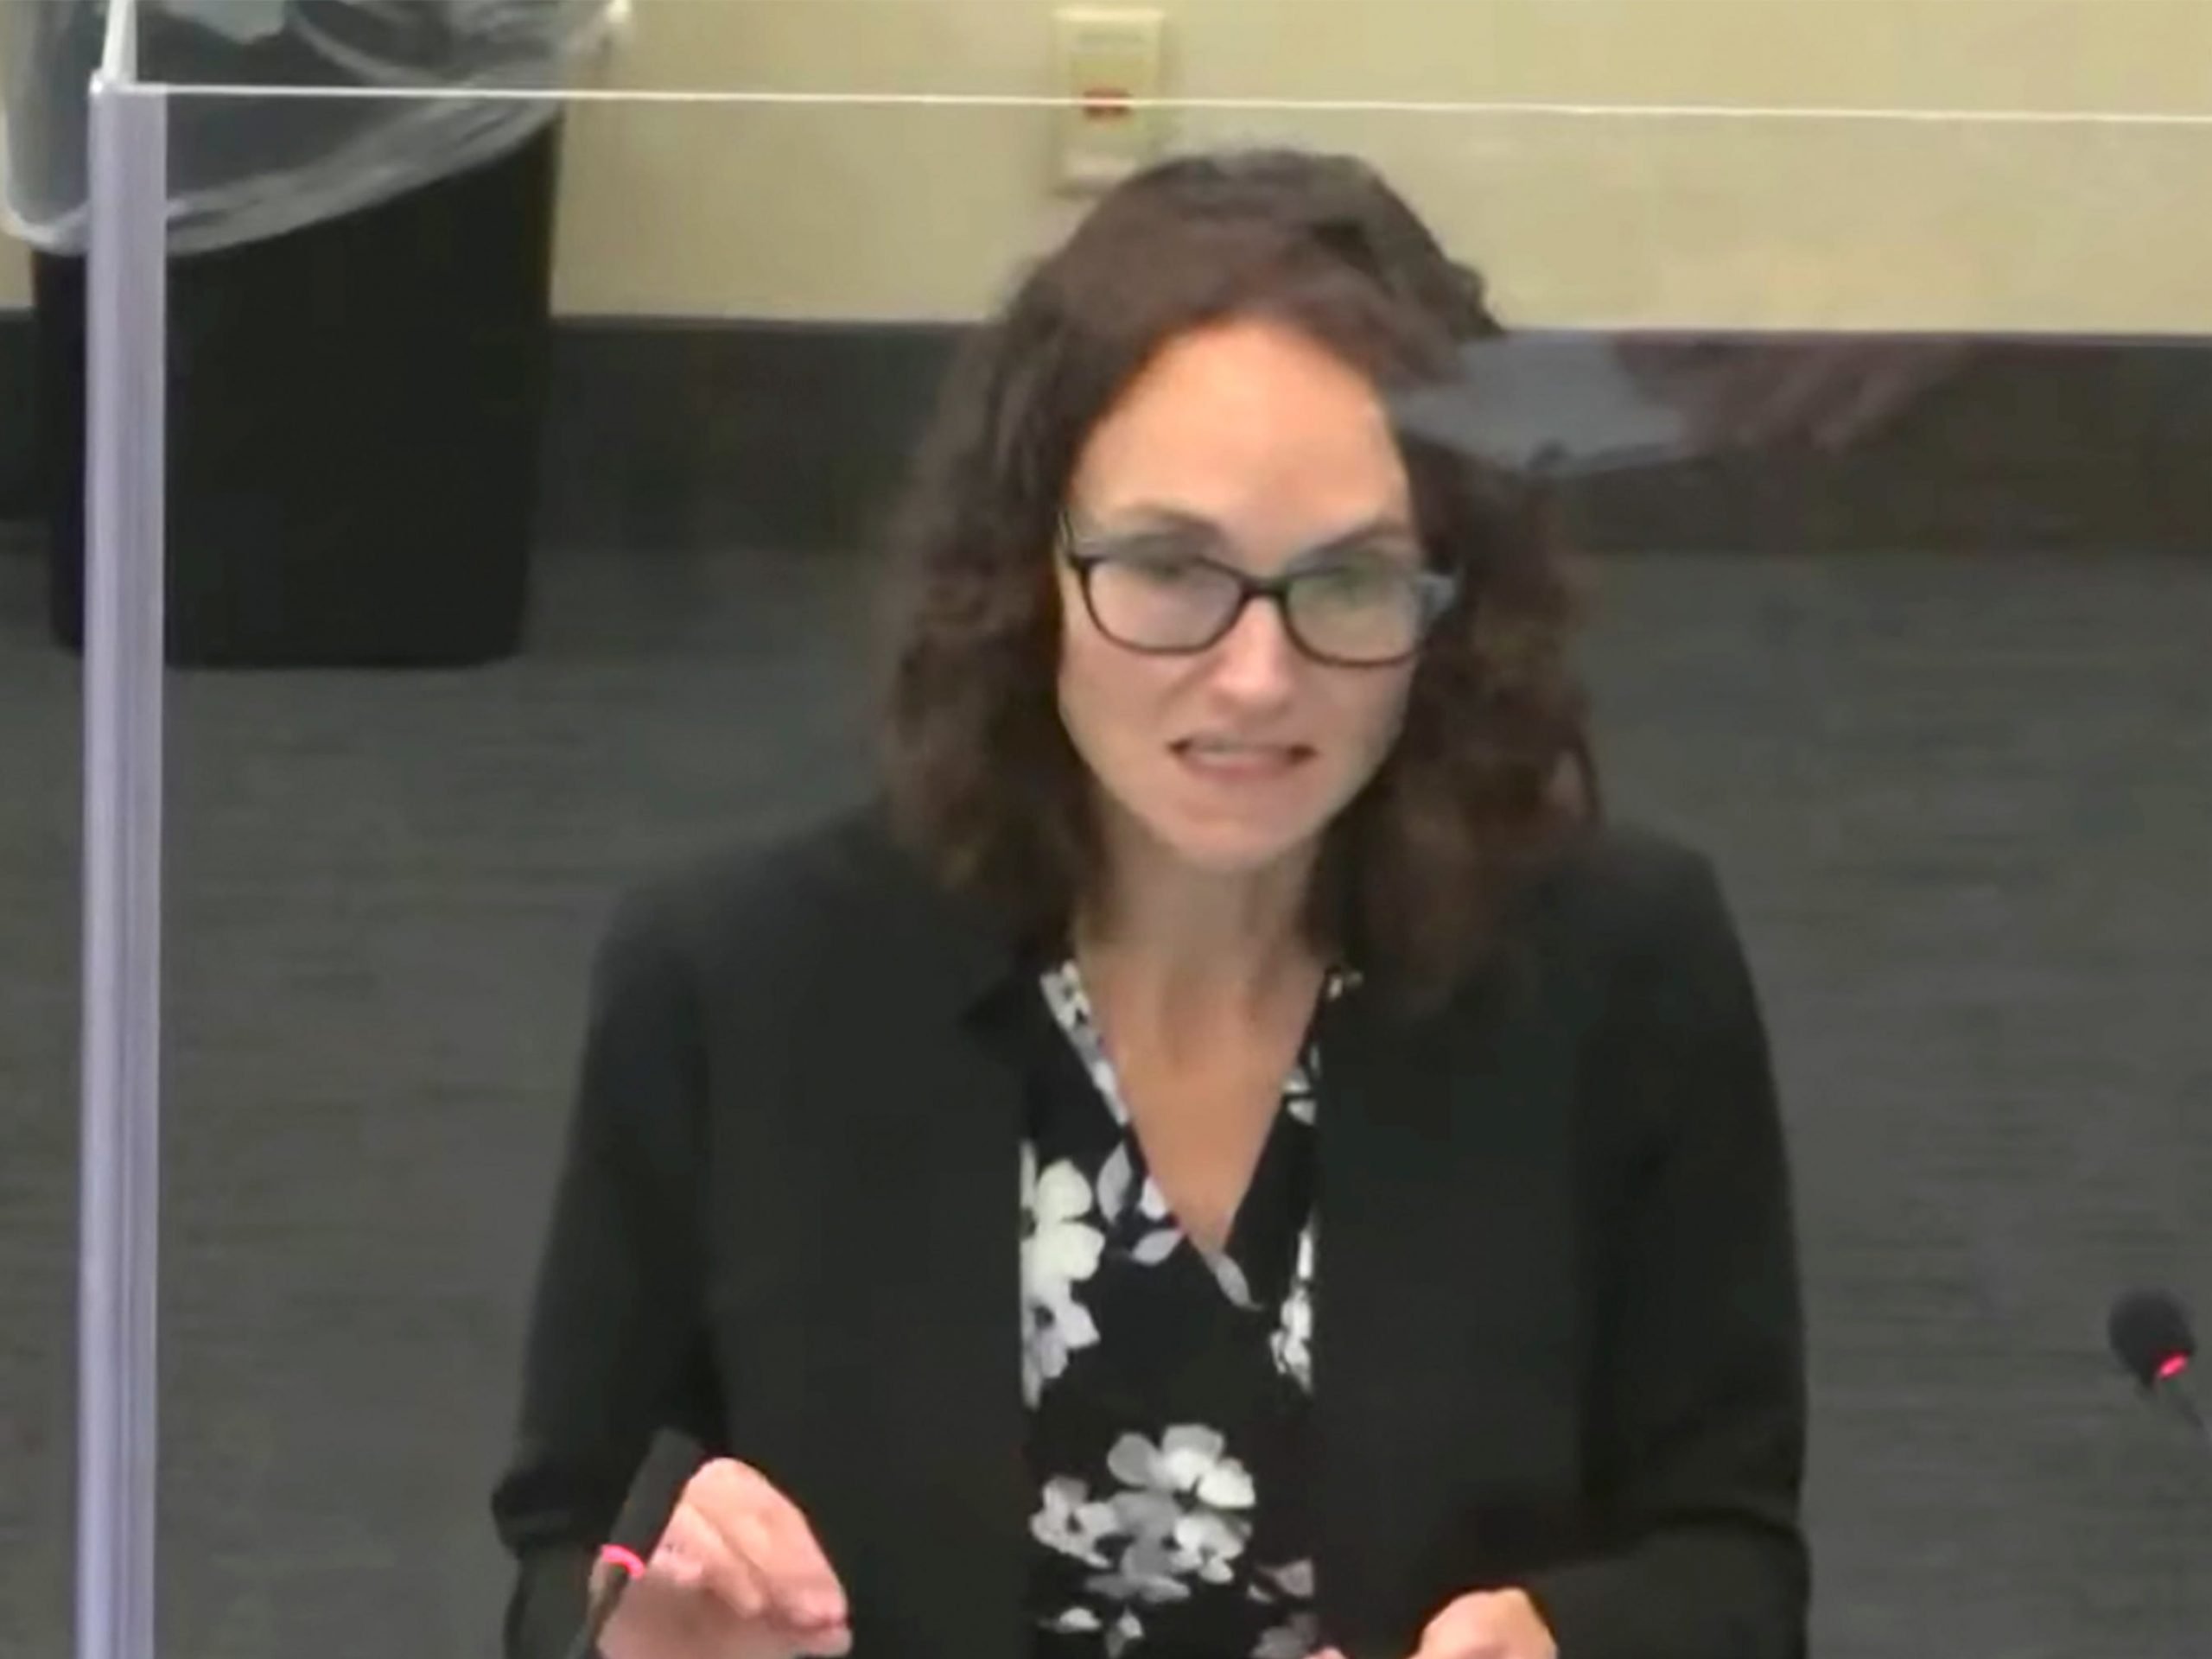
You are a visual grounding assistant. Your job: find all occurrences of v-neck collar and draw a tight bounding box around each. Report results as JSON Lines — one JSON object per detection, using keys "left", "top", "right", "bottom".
{"left": 1032, "top": 956, "right": 1351, "bottom": 1312}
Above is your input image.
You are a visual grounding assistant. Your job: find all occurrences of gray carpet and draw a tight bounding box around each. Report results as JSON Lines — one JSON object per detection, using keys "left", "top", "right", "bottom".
{"left": 3, "top": 535, "right": 2209, "bottom": 1659}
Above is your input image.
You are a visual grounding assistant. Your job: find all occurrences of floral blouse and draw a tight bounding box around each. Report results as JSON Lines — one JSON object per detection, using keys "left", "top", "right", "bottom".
{"left": 1018, "top": 958, "right": 1352, "bottom": 1659}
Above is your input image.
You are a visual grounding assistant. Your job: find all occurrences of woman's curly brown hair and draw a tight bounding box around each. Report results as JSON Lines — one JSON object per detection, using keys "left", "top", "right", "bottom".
{"left": 877, "top": 148, "right": 1596, "bottom": 1007}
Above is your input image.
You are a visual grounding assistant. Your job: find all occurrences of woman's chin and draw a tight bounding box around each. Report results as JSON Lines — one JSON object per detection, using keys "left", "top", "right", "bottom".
{"left": 1138, "top": 807, "right": 1325, "bottom": 880}
{"left": 1090, "top": 760, "right": 1345, "bottom": 881}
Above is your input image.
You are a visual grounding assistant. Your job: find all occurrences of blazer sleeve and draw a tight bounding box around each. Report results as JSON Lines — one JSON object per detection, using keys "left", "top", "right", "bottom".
{"left": 488, "top": 884, "right": 727, "bottom": 1659}
{"left": 1522, "top": 851, "right": 1810, "bottom": 1659}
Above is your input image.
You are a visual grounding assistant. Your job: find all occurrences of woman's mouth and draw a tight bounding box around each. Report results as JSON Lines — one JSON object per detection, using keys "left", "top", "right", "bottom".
{"left": 1171, "top": 737, "right": 1315, "bottom": 780}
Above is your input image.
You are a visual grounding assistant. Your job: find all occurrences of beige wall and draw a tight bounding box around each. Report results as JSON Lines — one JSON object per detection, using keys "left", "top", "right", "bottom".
{"left": 6, "top": 0, "right": 2211, "bottom": 329}
{"left": 550, "top": 0, "right": 2212, "bottom": 331}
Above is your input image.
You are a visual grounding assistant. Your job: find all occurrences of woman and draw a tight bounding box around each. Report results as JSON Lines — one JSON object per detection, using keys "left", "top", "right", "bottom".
{"left": 490, "top": 149, "right": 1804, "bottom": 1659}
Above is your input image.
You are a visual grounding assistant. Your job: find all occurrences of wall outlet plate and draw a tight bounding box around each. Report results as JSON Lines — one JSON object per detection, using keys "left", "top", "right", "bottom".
{"left": 1052, "top": 6, "right": 1170, "bottom": 194}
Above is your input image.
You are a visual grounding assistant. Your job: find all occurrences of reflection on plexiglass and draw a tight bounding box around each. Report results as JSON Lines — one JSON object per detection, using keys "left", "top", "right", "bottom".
{"left": 17, "top": 9, "right": 2212, "bottom": 1659}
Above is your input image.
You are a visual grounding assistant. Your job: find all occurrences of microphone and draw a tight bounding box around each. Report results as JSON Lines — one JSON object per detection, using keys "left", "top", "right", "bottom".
{"left": 562, "top": 1427, "right": 709, "bottom": 1659}
{"left": 2106, "top": 1287, "right": 2211, "bottom": 1452}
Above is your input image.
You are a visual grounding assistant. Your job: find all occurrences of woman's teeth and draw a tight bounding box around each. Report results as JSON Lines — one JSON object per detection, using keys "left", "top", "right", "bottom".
{"left": 1175, "top": 739, "right": 1309, "bottom": 774}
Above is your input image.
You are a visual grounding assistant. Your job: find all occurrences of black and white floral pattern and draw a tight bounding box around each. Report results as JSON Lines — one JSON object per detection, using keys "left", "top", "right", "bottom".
{"left": 1019, "top": 957, "right": 1350, "bottom": 1659}
{"left": 1023, "top": 1143, "right": 1109, "bottom": 1406}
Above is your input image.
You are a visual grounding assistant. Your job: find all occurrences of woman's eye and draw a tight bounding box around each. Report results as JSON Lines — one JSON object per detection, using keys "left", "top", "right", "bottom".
{"left": 1305, "top": 562, "right": 1402, "bottom": 602}
{"left": 1117, "top": 545, "right": 1215, "bottom": 585}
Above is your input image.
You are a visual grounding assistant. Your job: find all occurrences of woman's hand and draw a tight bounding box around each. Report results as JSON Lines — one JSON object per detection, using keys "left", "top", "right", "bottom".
{"left": 1317, "top": 1587, "right": 1557, "bottom": 1659}
{"left": 599, "top": 1459, "right": 852, "bottom": 1659}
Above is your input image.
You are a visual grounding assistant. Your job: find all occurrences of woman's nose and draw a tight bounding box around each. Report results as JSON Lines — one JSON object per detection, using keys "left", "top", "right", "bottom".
{"left": 1208, "top": 597, "right": 1300, "bottom": 707}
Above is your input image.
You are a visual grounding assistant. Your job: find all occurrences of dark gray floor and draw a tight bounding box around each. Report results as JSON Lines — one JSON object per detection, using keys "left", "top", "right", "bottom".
{"left": 3, "top": 537, "right": 2209, "bottom": 1659}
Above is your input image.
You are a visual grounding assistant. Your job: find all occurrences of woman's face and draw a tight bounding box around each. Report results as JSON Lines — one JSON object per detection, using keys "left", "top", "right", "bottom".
{"left": 1057, "top": 317, "right": 1425, "bottom": 882}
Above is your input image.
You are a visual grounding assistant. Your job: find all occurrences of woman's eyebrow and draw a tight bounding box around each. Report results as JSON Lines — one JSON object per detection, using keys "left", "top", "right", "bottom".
{"left": 1076, "top": 503, "right": 1224, "bottom": 537}
{"left": 1103, "top": 505, "right": 1411, "bottom": 538}
{"left": 1294, "top": 515, "right": 1422, "bottom": 561}
{"left": 1072, "top": 505, "right": 1419, "bottom": 559}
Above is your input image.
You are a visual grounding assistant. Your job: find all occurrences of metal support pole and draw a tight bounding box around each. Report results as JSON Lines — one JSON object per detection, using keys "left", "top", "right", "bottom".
{"left": 79, "top": 42, "right": 168, "bottom": 1659}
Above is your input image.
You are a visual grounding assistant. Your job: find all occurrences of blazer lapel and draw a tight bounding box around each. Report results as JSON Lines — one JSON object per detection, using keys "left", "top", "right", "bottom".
{"left": 710, "top": 823, "right": 1033, "bottom": 1659}
{"left": 825, "top": 997, "right": 1030, "bottom": 1659}
{"left": 1313, "top": 944, "right": 1584, "bottom": 1659}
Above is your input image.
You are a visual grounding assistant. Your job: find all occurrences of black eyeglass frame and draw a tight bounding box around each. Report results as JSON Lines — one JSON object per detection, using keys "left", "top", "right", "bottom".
{"left": 1057, "top": 517, "right": 1463, "bottom": 669}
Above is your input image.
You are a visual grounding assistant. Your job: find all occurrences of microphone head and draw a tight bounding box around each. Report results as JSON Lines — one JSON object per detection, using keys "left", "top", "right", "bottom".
{"left": 2107, "top": 1288, "right": 2196, "bottom": 1388}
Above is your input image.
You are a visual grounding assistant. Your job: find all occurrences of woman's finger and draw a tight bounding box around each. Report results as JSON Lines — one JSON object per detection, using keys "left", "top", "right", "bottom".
{"left": 690, "top": 1461, "right": 849, "bottom": 1630}
{"left": 657, "top": 1500, "right": 771, "bottom": 1622}
{"left": 739, "top": 1485, "right": 849, "bottom": 1626}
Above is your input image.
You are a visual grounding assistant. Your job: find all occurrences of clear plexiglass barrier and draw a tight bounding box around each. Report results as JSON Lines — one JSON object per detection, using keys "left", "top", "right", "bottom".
{"left": 9, "top": 4, "right": 2212, "bottom": 1659}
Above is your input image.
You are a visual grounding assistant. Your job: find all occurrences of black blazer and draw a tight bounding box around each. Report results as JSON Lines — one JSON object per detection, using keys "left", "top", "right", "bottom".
{"left": 491, "top": 804, "right": 1808, "bottom": 1659}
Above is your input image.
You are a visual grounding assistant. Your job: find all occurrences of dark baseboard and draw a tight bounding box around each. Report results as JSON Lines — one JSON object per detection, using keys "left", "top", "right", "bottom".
{"left": 538, "top": 318, "right": 962, "bottom": 555}
{"left": 537, "top": 321, "right": 2212, "bottom": 558}
{"left": 1557, "top": 334, "right": 2212, "bottom": 558}
{"left": 7, "top": 309, "right": 2211, "bottom": 558}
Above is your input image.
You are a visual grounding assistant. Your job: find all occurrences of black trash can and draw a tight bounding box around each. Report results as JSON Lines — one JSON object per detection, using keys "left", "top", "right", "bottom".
{"left": 35, "top": 118, "right": 561, "bottom": 667}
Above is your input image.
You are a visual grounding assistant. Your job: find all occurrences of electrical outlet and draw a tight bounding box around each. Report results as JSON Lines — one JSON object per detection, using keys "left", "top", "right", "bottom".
{"left": 1052, "top": 7, "right": 1169, "bottom": 194}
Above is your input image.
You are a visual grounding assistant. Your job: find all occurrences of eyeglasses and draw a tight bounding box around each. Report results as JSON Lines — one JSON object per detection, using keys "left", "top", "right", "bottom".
{"left": 1060, "top": 520, "right": 1460, "bottom": 669}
